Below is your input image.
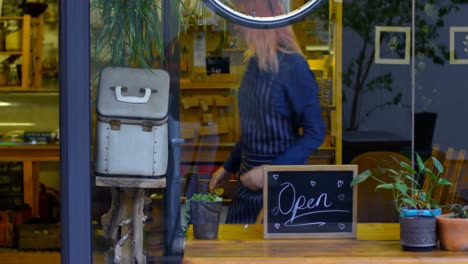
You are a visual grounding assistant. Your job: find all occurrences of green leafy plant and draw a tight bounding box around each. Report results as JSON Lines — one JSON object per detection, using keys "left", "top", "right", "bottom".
{"left": 90, "top": 0, "right": 228, "bottom": 68}
{"left": 180, "top": 192, "right": 223, "bottom": 236}
{"left": 350, "top": 153, "right": 451, "bottom": 215}
{"left": 189, "top": 192, "right": 223, "bottom": 202}
{"left": 446, "top": 203, "right": 468, "bottom": 218}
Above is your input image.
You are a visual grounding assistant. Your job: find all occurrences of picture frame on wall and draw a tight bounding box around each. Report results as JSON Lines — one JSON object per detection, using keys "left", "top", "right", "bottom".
{"left": 374, "top": 26, "right": 411, "bottom": 65}
{"left": 450, "top": 27, "right": 468, "bottom": 64}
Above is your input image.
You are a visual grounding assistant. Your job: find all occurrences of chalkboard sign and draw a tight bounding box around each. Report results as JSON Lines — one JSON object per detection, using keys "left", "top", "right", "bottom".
{"left": 263, "top": 165, "right": 357, "bottom": 239}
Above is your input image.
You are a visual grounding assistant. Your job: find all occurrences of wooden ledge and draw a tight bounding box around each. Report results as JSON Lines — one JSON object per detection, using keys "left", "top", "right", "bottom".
{"left": 96, "top": 176, "right": 166, "bottom": 188}
{"left": 183, "top": 224, "right": 468, "bottom": 264}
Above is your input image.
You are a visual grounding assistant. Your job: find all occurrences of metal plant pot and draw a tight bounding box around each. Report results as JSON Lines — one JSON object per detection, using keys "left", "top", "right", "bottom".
{"left": 399, "top": 208, "right": 440, "bottom": 252}
{"left": 190, "top": 201, "right": 222, "bottom": 239}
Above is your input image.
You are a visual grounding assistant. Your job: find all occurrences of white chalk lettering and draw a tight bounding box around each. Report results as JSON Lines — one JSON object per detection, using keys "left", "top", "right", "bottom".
{"left": 276, "top": 182, "right": 350, "bottom": 227}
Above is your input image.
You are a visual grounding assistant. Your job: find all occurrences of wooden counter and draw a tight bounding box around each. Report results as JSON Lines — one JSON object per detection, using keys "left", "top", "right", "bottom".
{"left": 183, "top": 224, "right": 468, "bottom": 264}
{"left": 0, "top": 144, "right": 60, "bottom": 216}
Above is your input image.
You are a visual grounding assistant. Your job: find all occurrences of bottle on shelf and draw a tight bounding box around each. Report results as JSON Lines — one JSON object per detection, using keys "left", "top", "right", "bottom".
{"left": 0, "top": 22, "right": 6, "bottom": 51}
{"left": 42, "top": 42, "right": 58, "bottom": 73}
{"left": 42, "top": 42, "right": 59, "bottom": 89}
{"left": 0, "top": 64, "right": 8, "bottom": 86}
{"left": 7, "top": 63, "right": 20, "bottom": 86}
{"left": 5, "top": 20, "right": 22, "bottom": 51}
{"left": 44, "top": 0, "right": 58, "bottom": 24}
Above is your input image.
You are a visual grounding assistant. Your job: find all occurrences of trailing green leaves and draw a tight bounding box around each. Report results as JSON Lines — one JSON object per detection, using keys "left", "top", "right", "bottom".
{"left": 91, "top": 0, "right": 188, "bottom": 68}
{"left": 447, "top": 204, "right": 468, "bottom": 218}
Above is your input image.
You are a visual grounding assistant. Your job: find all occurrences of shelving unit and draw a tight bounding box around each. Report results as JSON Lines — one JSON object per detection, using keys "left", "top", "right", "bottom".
{"left": 0, "top": 15, "right": 43, "bottom": 91}
{"left": 295, "top": 0, "right": 343, "bottom": 164}
{"left": 179, "top": 81, "right": 239, "bottom": 163}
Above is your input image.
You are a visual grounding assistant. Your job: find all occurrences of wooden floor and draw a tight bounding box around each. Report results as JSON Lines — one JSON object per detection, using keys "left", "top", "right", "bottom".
{"left": 0, "top": 228, "right": 165, "bottom": 264}
{"left": 0, "top": 251, "right": 61, "bottom": 264}
{"left": 0, "top": 251, "right": 110, "bottom": 264}
{"left": 0, "top": 251, "right": 175, "bottom": 264}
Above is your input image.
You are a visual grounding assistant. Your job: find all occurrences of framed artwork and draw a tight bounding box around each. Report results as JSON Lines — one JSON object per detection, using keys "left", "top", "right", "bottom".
{"left": 450, "top": 27, "right": 468, "bottom": 65}
{"left": 375, "top": 26, "right": 411, "bottom": 65}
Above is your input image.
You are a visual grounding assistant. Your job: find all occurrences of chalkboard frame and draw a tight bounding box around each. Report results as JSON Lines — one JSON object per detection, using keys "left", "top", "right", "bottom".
{"left": 263, "top": 165, "right": 358, "bottom": 239}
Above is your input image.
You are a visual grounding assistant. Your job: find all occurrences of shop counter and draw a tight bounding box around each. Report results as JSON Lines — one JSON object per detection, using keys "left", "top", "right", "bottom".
{"left": 0, "top": 143, "right": 60, "bottom": 217}
{"left": 183, "top": 224, "right": 468, "bottom": 264}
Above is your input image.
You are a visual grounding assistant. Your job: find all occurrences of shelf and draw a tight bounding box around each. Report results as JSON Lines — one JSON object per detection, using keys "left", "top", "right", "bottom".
{"left": 224, "top": 48, "right": 244, "bottom": 52}
{"left": 181, "top": 81, "right": 238, "bottom": 90}
{"left": 0, "top": 15, "right": 43, "bottom": 90}
{"left": 0, "top": 51, "right": 23, "bottom": 55}
{"left": 0, "top": 16, "right": 40, "bottom": 24}
{"left": 306, "top": 44, "right": 331, "bottom": 52}
{"left": 0, "top": 87, "right": 58, "bottom": 93}
{"left": 42, "top": 69, "right": 59, "bottom": 75}
{"left": 182, "top": 142, "right": 237, "bottom": 148}
{"left": 0, "top": 85, "right": 22, "bottom": 90}
{"left": 321, "top": 104, "right": 336, "bottom": 109}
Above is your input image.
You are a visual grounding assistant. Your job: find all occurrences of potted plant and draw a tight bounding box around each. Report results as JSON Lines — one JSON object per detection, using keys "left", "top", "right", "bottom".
{"left": 181, "top": 192, "right": 223, "bottom": 239}
{"left": 436, "top": 203, "right": 468, "bottom": 251}
{"left": 350, "top": 153, "right": 451, "bottom": 251}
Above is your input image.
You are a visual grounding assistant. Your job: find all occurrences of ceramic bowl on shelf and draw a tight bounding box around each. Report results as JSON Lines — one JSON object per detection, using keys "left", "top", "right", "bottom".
{"left": 25, "top": 3, "right": 48, "bottom": 17}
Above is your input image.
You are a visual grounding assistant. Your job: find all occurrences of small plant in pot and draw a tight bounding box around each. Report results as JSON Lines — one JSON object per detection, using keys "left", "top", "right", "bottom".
{"left": 436, "top": 203, "right": 468, "bottom": 251}
{"left": 350, "top": 153, "right": 451, "bottom": 252}
{"left": 181, "top": 192, "right": 223, "bottom": 239}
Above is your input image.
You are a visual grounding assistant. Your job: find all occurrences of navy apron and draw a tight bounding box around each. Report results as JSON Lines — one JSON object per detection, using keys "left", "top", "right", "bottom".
{"left": 225, "top": 59, "right": 296, "bottom": 223}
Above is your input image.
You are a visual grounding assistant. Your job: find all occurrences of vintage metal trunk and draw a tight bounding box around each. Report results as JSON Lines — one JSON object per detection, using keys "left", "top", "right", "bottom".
{"left": 94, "top": 67, "right": 170, "bottom": 188}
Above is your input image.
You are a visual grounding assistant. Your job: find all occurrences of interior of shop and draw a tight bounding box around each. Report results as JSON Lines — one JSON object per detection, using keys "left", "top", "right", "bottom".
{"left": 0, "top": 1, "right": 60, "bottom": 260}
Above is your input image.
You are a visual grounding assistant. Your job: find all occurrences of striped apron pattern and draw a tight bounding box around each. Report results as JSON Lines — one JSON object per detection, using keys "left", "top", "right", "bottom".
{"left": 225, "top": 60, "right": 296, "bottom": 223}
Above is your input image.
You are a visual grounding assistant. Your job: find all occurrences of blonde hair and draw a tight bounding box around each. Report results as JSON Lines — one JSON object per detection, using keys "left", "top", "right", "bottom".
{"left": 237, "top": 0, "right": 304, "bottom": 73}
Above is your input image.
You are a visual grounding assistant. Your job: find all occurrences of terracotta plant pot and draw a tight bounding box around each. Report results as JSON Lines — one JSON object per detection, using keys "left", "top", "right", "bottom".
{"left": 437, "top": 214, "right": 468, "bottom": 251}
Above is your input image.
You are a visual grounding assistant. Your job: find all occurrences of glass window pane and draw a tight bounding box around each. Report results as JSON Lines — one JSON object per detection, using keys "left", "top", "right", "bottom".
{"left": 87, "top": 0, "right": 468, "bottom": 261}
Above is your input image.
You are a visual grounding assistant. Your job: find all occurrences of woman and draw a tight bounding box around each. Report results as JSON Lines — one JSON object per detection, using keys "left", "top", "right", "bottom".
{"left": 209, "top": 0, "right": 325, "bottom": 223}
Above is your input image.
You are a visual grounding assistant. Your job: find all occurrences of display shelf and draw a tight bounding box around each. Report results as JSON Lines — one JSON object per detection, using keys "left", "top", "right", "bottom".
{"left": 0, "top": 87, "right": 58, "bottom": 93}
{"left": 0, "top": 85, "right": 22, "bottom": 90}
{"left": 0, "top": 14, "right": 43, "bottom": 90}
{"left": 295, "top": 1, "right": 342, "bottom": 164}
{"left": 180, "top": 81, "right": 238, "bottom": 90}
{"left": 182, "top": 142, "right": 236, "bottom": 148}
{"left": 0, "top": 51, "right": 23, "bottom": 55}
{"left": 306, "top": 44, "right": 331, "bottom": 52}
{"left": 0, "top": 16, "right": 40, "bottom": 23}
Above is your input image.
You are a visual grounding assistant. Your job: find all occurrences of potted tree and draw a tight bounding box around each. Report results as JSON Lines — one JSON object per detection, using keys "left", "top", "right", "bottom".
{"left": 436, "top": 203, "right": 468, "bottom": 251}
{"left": 181, "top": 192, "right": 223, "bottom": 239}
{"left": 350, "top": 153, "right": 451, "bottom": 251}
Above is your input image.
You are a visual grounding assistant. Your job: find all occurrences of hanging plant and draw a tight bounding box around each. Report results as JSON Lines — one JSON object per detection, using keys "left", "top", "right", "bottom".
{"left": 90, "top": 0, "right": 192, "bottom": 68}
{"left": 90, "top": 0, "right": 227, "bottom": 69}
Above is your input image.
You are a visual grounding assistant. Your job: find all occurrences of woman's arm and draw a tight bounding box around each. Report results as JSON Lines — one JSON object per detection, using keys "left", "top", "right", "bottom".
{"left": 222, "top": 141, "right": 242, "bottom": 173}
{"left": 271, "top": 58, "right": 325, "bottom": 165}
{"left": 209, "top": 141, "right": 242, "bottom": 192}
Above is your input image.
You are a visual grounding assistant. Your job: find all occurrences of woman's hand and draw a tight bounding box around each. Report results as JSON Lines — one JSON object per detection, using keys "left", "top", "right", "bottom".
{"left": 209, "top": 167, "right": 230, "bottom": 193}
{"left": 240, "top": 166, "right": 264, "bottom": 191}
